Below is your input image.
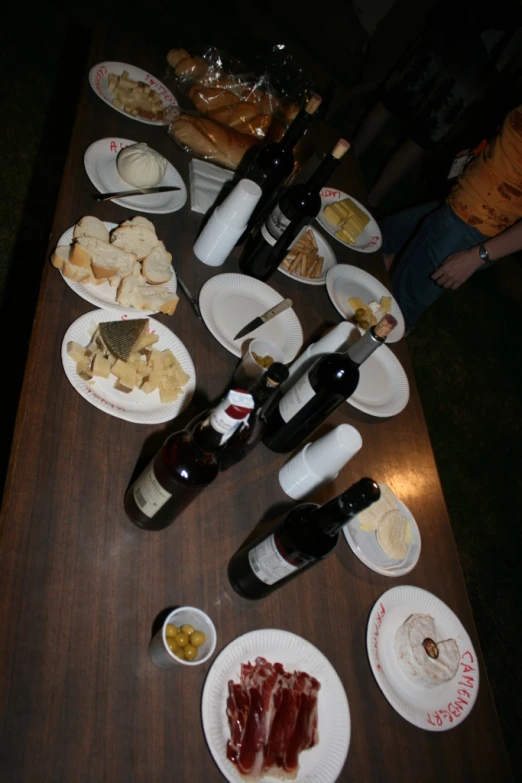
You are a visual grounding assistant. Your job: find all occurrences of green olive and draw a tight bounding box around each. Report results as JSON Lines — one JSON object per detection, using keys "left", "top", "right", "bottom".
{"left": 165, "top": 624, "right": 178, "bottom": 638}
{"left": 190, "top": 631, "right": 206, "bottom": 648}
{"left": 174, "top": 647, "right": 185, "bottom": 660}
{"left": 166, "top": 637, "right": 178, "bottom": 653}
{"left": 355, "top": 308, "right": 366, "bottom": 319}
{"left": 358, "top": 319, "right": 370, "bottom": 330}
{"left": 175, "top": 633, "right": 189, "bottom": 648}
{"left": 184, "top": 644, "right": 197, "bottom": 661}
{"left": 180, "top": 624, "right": 195, "bottom": 636}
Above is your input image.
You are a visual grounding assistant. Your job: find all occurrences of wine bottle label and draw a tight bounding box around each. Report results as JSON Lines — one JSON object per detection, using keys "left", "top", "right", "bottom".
{"left": 248, "top": 535, "right": 298, "bottom": 585}
{"left": 132, "top": 462, "right": 172, "bottom": 519}
{"left": 265, "top": 204, "right": 291, "bottom": 241}
{"left": 279, "top": 372, "right": 315, "bottom": 423}
{"left": 261, "top": 222, "right": 277, "bottom": 246}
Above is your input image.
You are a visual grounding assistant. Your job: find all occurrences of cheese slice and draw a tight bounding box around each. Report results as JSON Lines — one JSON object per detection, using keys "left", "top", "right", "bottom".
{"left": 376, "top": 509, "right": 412, "bottom": 559}
{"left": 358, "top": 482, "right": 397, "bottom": 530}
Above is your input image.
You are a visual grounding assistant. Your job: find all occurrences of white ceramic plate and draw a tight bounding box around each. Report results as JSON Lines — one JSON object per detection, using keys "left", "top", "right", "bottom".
{"left": 277, "top": 226, "right": 336, "bottom": 286}
{"left": 326, "top": 265, "right": 404, "bottom": 343}
{"left": 199, "top": 274, "right": 303, "bottom": 361}
{"left": 343, "top": 498, "right": 421, "bottom": 576}
{"left": 317, "top": 188, "right": 381, "bottom": 253}
{"left": 61, "top": 309, "right": 195, "bottom": 424}
{"left": 84, "top": 138, "right": 187, "bottom": 213}
{"left": 367, "top": 586, "right": 479, "bottom": 731}
{"left": 88, "top": 61, "right": 177, "bottom": 126}
{"left": 347, "top": 343, "right": 409, "bottom": 417}
{"left": 189, "top": 158, "right": 234, "bottom": 214}
{"left": 55, "top": 223, "right": 177, "bottom": 314}
{"left": 201, "top": 629, "right": 350, "bottom": 783}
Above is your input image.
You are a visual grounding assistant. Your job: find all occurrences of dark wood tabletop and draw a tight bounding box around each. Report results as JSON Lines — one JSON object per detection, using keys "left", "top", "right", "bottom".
{"left": 0, "top": 26, "right": 512, "bottom": 783}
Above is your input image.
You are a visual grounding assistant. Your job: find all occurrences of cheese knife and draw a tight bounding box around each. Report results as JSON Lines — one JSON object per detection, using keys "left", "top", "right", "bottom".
{"left": 93, "top": 186, "right": 181, "bottom": 201}
{"left": 234, "top": 298, "right": 293, "bottom": 340}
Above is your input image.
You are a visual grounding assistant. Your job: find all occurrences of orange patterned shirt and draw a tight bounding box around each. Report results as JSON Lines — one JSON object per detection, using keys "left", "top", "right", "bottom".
{"left": 447, "top": 106, "right": 522, "bottom": 237}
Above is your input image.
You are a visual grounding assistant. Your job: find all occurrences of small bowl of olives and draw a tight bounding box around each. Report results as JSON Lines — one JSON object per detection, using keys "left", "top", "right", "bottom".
{"left": 149, "top": 606, "right": 217, "bottom": 669}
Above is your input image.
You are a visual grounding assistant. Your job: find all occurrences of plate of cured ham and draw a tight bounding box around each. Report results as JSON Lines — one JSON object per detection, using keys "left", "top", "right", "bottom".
{"left": 201, "top": 629, "right": 350, "bottom": 783}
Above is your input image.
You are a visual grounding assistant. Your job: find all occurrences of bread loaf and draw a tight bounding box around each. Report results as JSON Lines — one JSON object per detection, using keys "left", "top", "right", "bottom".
{"left": 170, "top": 114, "right": 257, "bottom": 170}
{"left": 71, "top": 237, "right": 137, "bottom": 278}
{"left": 111, "top": 224, "right": 160, "bottom": 260}
{"left": 73, "top": 216, "right": 110, "bottom": 243}
{"left": 142, "top": 242, "right": 173, "bottom": 285}
{"left": 117, "top": 275, "right": 178, "bottom": 315}
{"left": 167, "top": 48, "right": 191, "bottom": 68}
{"left": 206, "top": 103, "right": 270, "bottom": 138}
{"left": 188, "top": 85, "right": 240, "bottom": 112}
{"left": 174, "top": 56, "right": 209, "bottom": 81}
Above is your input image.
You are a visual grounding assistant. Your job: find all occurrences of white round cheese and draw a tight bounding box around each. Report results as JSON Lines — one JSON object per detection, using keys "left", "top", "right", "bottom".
{"left": 117, "top": 142, "right": 168, "bottom": 188}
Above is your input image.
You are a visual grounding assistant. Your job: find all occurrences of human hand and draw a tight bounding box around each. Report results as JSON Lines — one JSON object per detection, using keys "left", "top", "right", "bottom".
{"left": 431, "top": 247, "right": 484, "bottom": 289}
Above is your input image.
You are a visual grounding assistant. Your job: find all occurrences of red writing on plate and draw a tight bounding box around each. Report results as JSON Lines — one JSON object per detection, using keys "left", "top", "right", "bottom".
{"left": 360, "top": 236, "right": 381, "bottom": 250}
{"left": 144, "top": 73, "right": 174, "bottom": 104}
{"left": 321, "top": 188, "right": 343, "bottom": 199}
{"left": 372, "top": 602, "right": 386, "bottom": 671}
{"left": 86, "top": 386, "right": 125, "bottom": 412}
{"left": 110, "top": 140, "right": 130, "bottom": 153}
{"left": 425, "top": 649, "right": 477, "bottom": 727}
{"left": 94, "top": 64, "right": 108, "bottom": 92}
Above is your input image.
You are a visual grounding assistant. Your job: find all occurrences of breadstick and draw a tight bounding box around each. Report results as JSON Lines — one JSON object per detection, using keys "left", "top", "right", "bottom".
{"left": 289, "top": 252, "right": 303, "bottom": 274}
{"left": 311, "top": 256, "right": 324, "bottom": 278}
{"left": 308, "top": 230, "right": 318, "bottom": 250}
{"left": 299, "top": 254, "right": 307, "bottom": 277}
{"left": 304, "top": 248, "right": 318, "bottom": 276}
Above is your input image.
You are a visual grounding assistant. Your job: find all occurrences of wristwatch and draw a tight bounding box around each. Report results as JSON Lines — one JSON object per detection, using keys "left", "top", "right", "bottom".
{"left": 478, "top": 243, "right": 490, "bottom": 263}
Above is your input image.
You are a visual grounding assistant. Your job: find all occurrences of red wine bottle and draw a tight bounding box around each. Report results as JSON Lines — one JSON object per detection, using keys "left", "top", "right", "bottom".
{"left": 238, "top": 139, "right": 350, "bottom": 281}
{"left": 241, "top": 94, "right": 322, "bottom": 232}
{"left": 124, "top": 390, "right": 254, "bottom": 530}
{"left": 228, "top": 478, "right": 380, "bottom": 599}
{"left": 263, "top": 315, "right": 397, "bottom": 453}
{"left": 220, "top": 362, "right": 289, "bottom": 471}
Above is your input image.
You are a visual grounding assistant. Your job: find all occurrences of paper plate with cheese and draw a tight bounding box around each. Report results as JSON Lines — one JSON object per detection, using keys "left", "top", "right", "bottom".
{"left": 317, "top": 189, "right": 381, "bottom": 253}
{"left": 61, "top": 309, "right": 195, "bottom": 424}
{"left": 343, "top": 483, "right": 421, "bottom": 576}
{"left": 326, "top": 265, "right": 404, "bottom": 343}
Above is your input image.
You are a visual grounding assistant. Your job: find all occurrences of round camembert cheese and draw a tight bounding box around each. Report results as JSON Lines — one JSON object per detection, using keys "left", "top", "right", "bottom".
{"left": 394, "top": 614, "right": 460, "bottom": 688}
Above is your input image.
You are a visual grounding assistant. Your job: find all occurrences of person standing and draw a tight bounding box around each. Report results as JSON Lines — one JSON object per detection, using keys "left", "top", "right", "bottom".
{"left": 382, "top": 104, "right": 522, "bottom": 332}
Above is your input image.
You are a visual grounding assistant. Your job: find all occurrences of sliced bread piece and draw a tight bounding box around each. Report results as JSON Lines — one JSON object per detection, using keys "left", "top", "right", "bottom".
{"left": 121, "top": 215, "right": 157, "bottom": 234}
{"left": 142, "top": 242, "right": 173, "bottom": 284}
{"left": 51, "top": 245, "right": 71, "bottom": 270}
{"left": 73, "top": 216, "right": 110, "bottom": 242}
{"left": 62, "top": 260, "right": 92, "bottom": 282}
{"left": 116, "top": 276, "right": 178, "bottom": 315}
{"left": 111, "top": 224, "right": 160, "bottom": 260}
{"left": 71, "top": 236, "right": 137, "bottom": 278}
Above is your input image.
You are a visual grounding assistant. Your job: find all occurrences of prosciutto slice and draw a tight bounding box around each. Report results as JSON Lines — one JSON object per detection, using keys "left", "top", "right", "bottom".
{"left": 226, "top": 657, "right": 320, "bottom": 780}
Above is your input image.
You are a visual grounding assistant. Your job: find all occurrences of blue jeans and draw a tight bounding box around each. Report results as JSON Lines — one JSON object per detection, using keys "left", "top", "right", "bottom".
{"left": 384, "top": 202, "right": 488, "bottom": 332}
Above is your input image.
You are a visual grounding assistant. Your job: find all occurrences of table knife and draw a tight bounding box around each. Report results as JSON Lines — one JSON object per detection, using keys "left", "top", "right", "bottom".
{"left": 92, "top": 186, "right": 181, "bottom": 201}
{"left": 176, "top": 274, "right": 202, "bottom": 320}
{"left": 234, "top": 298, "right": 292, "bottom": 340}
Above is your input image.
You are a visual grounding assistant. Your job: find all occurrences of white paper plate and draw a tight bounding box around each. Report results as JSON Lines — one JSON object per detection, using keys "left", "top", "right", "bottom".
{"left": 189, "top": 158, "right": 234, "bottom": 214}
{"left": 326, "top": 265, "right": 404, "bottom": 343}
{"left": 199, "top": 274, "right": 303, "bottom": 361}
{"left": 317, "top": 188, "right": 381, "bottom": 253}
{"left": 277, "top": 226, "right": 336, "bottom": 286}
{"left": 343, "top": 498, "right": 421, "bottom": 576}
{"left": 84, "top": 138, "right": 187, "bottom": 213}
{"left": 367, "top": 587, "right": 479, "bottom": 731}
{"left": 55, "top": 223, "right": 177, "bottom": 314}
{"left": 347, "top": 344, "right": 409, "bottom": 417}
{"left": 89, "top": 62, "right": 177, "bottom": 126}
{"left": 201, "top": 629, "right": 350, "bottom": 783}
{"left": 61, "top": 309, "right": 195, "bottom": 424}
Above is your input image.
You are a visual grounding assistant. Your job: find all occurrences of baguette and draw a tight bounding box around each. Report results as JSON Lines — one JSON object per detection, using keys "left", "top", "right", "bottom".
{"left": 188, "top": 85, "right": 240, "bottom": 112}
{"left": 116, "top": 276, "right": 178, "bottom": 315}
{"left": 174, "top": 56, "right": 209, "bottom": 81}
{"left": 207, "top": 103, "right": 271, "bottom": 138}
{"left": 51, "top": 245, "right": 71, "bottom": 270}
{"left": 120, "top": 215, "right": 157, "bottom": 234}
{"left": 62, "top": 260, "right": 92, "bottom": 282}
{"left": 170, "top": 114, "right": 257, "bottom": 170}
{"left": 73, "top": 216, "right": 110, "bottom": 243}
{"left": 167, "top": 48, "right": 191, "bottom": 68}
{"left": 141, "top": 242, "right": 173, "bottom": 284}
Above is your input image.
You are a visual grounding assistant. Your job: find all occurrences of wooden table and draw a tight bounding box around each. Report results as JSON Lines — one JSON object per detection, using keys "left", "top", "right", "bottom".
{"left": 0, "top": 27, "right": 512, "bottom": 783}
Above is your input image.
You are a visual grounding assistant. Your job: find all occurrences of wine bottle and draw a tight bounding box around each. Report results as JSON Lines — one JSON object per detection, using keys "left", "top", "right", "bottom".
{"left": 263, "top": 315, "right": 397, "bottom": 453}
{"left": 242, "top": 93, "right": 322, "bottom": 232}
{"left": 220, "top": 362, "right": 290, "bottom": 471}
{"left": 238, "top": 139, "right": 350, "bottom": 281}
{"left": 228, "top": 477, "right": 380, "bottom": 599}
{"left": 124, "top": 390, "right": 254, "bottom": 531}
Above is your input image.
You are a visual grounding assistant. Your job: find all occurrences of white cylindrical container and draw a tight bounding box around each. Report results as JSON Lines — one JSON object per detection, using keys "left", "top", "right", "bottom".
{"left": 148, "top": 606, "right": 217, "bottom": 669}
{"left": 278, "top": 424, "right": 363, "bottom": 500}
{"left": 193, "top": 179, "right": 262, "bottom": 266}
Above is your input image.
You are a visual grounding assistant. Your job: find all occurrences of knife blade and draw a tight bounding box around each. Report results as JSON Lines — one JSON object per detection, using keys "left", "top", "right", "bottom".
{"left": 234, "top": 298, "right": 293, "bottom": 341}
{"left": 176, "top": 274, "right": 203, "bottom": 320}
{"left": 92, "top": 186, "right": 181, "bottom": 201}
